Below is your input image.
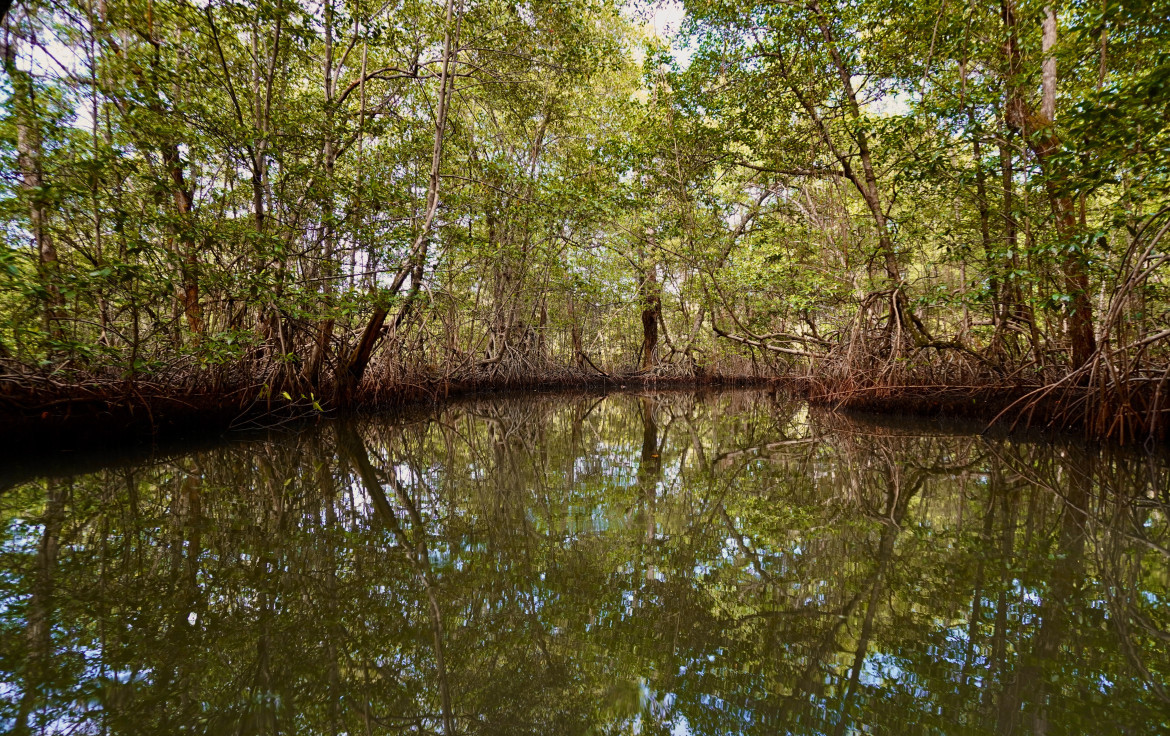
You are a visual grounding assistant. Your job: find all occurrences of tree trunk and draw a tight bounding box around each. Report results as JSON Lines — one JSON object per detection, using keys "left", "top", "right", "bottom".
{"left": 2, "top": 21, "right": 65, "bottom": 342}
{"left": 338, "top": 0, "right": 461, "bottom": 396}
{"left": 1003, "top": 0, "right": 1096, "bottom": 369}
{"left": 640, "top": 264, "right": 660, "bottom": 371}
{"left": 304, "top": 0, "right": 337, "bottom": 389}
{"left": 809, "top": 1, "right": 901, "bottom": 285}
{"left": 1040, "top": 6, "right": 1057, "bottom": 123}
{"left": 569, "top": 294, "right": 584, "bottom": 367}
{"left": 160, "top": 143, "right": 202, "bottom": 335}
{"left": 960, "top": 59, "right": 998, "bottom": 339}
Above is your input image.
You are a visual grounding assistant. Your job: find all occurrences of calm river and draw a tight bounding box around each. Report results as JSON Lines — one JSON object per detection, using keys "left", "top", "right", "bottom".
{"left": 1, "top": 390, "right": 1167, "bottom": 734}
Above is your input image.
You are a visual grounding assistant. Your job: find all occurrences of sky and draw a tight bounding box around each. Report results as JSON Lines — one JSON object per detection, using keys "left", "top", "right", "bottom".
{"left": 629, "top": 0, "right": 693, "bottom": 69}
{"left": 649, "top": 0, "right": 686, "bottom": 39}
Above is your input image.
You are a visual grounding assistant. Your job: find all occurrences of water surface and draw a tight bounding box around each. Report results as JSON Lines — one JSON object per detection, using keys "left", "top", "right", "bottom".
{"left": 2, "top": 390, "right": 1167, "bottom": 734}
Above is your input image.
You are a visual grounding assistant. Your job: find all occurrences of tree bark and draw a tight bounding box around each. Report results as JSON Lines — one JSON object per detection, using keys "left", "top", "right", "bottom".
{"left": 2, "top": 20, "right": 65, "bottom": 342}
{"left": 1002, "top": 0, "right": 1096, "bottom": 369}
{"left": 1040, "top": 6, "right": 1057, "bottom": 123}
{"left": 160, "top": 142, "right": 202, "bottom": 335}
{"left": 304, "top": 1, "right": 337, "bottom": 388}
{"left": 639, "top": 262, "right": 660, "bottom": 371}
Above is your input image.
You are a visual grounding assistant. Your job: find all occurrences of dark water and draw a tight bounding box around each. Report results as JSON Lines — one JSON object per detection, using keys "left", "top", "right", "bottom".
{"left": 1, "top": 390, "right": 1168, "bottom": 735}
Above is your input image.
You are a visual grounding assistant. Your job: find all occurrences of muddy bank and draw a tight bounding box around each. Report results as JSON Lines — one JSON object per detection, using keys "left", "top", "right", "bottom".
{"left": 4, "top": 366, "right": 1165, "bottom": 459}
{"left": 801, "top": 383, "right": 1035, "bottom": 421}
{"left": 0, "top": 371, "right": 776, "bottom": 457}
{"left": 798, "top": 378, "right": 1168, "bottom": 446}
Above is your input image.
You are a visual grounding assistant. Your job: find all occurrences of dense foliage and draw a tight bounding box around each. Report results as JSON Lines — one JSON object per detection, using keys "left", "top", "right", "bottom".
{"left": 2, "top": 0, "right": 1169, "bottom": 436}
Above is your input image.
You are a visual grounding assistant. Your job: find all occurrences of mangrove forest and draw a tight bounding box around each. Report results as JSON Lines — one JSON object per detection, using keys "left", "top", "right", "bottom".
{"left": 1, "top": 0, "right": 1168, "bottom": 441}
{"left": 2, "top": 1, "right": 1170, "bottom": 731}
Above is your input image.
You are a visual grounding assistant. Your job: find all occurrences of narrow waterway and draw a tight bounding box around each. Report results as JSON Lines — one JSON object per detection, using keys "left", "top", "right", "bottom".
{"left": 2, "top": 390, "right": 1167, "bottom": 734}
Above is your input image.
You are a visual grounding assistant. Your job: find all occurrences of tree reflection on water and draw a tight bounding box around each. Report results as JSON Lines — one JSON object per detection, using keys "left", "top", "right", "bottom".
{"left": 1, "top": 390, "right": 1167, "bottom": 734}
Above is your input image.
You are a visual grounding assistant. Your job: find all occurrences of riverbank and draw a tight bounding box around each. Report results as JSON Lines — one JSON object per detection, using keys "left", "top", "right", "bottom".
{"left": 3, "top": 362, "right": 1165, "bottom": 455}
{"left": 0, "top": 367, "right": 777, "bottom": 455}
{"left": 801, "top": 373, "right": 1168, "bottom": 446}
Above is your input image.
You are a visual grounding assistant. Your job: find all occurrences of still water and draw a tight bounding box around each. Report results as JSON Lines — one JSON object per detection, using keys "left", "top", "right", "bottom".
{"left": 1, "top": 390, "right": 1167, "bottom": 734}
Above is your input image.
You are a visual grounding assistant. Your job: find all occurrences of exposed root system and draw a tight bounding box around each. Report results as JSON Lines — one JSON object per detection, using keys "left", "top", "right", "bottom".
{"left": 0, "top": 356, "right": 771, "bottom": 454}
